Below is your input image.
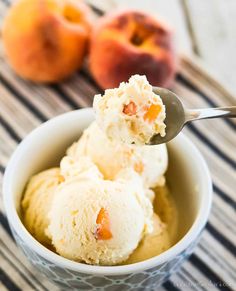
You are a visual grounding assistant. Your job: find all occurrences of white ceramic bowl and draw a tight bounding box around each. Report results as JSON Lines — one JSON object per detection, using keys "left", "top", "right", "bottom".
{"left": 3, "top": 108, "right": 212, "bottom": 290}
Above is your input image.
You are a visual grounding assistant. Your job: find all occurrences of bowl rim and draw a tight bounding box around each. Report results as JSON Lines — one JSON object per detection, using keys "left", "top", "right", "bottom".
{"left": 3, "top": 108, "right": 212, "bottom": 276}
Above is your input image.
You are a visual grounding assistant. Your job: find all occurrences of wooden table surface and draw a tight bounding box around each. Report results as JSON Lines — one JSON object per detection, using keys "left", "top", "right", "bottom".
{"left": 88, "top": 0, "right": 236, "bottom": 97}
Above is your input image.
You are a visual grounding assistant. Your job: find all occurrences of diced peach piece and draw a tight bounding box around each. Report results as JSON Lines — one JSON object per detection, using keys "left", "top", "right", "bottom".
{"left": 58, "top": 174, "right": 65, "bottom": 183}
{"left": 123, "top": 101, "right": 137, "bottom": 116}
{"left": 95, "top": 208, "right": 112, "bottom": 240}
{"left": 143, "top": 104, "right": 161, "bottom": 123}
{"left": 134, "top": 161, "right": 144, "bottom": 173}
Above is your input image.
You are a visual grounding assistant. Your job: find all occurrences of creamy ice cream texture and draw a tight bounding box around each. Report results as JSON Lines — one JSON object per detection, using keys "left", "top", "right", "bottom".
{"left": 125, "top": 185, "right": 178, "bottom": 264}
{"left": 47, "top": 164, "right": 153, "bottom": 265}
{"left": 21, "top": 168, "right": 64, "bottom": 246}
{"left": 21, "top": 74, "right": 177, "bottom": 266}
{"left": 67, "top": 122, "right": 168, "bottom": 189}
{"left": 60, "top": 155, "right": 103, "bottom": 181}
{"left": 93, "top": 74, "right": 166, "bottom": 145}
{"left": 125, "top": 214, "right": 170, "bottom": 264}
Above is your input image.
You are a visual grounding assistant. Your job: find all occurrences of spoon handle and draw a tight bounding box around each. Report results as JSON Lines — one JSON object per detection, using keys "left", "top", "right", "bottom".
{"left": 185, "top": 106, "right": 236, "bottom": 122}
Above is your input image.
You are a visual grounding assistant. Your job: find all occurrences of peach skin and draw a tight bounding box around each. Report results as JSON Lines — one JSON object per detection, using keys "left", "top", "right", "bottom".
{"left": 89, "top": 11, "right": 177, "bottom": 89}
{"left": 3, "top": 0, "right": 92, "bottom": 83}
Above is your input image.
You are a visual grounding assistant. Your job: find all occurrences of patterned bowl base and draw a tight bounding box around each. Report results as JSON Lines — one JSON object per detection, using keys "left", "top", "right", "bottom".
{"left": 10, "top": 225, "right": 199, "bottom": 290}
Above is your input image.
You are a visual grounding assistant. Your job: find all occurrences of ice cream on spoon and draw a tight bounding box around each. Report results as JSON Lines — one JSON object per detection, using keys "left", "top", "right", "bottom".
{"left": 94, "top": 74, "right": 236, "bottom": 146}
{"left": 93, "top": 74, "right": 166, "bottom": 145}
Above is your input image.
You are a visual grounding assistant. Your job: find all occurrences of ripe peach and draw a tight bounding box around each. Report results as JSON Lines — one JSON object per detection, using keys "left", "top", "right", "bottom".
{"left": 89, "top": 11, "right": 177, "bottom": 89}
{"left": 3, "top": 0, "right": 92, "bottom": 83}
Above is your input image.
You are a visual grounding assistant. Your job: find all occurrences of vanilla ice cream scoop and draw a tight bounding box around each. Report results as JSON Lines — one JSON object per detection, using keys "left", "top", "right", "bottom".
{"left": 47, "top": 170, "right": 153, "bottom": 265}
{"left": 93, "top": 74, "right": 166, "bottom": 145}
{"left": 67, "top": 122, "right": 168, "bottom": 188}
{"left": 21, "top": 168, "right": 64, "bottom": 245}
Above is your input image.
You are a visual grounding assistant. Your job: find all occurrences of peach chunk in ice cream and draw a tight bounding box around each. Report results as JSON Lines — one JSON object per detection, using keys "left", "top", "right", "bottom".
{"left": 95, "top": 208, "right": 113, "bottom": 240}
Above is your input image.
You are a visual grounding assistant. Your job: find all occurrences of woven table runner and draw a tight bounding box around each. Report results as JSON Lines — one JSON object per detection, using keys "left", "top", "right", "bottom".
{"left": 0, "top": 1, "right": 236, "bottom": 290}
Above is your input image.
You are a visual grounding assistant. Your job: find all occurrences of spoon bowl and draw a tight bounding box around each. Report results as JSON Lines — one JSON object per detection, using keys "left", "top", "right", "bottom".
{"left": 149, "top": 87, "right": 236, "bottom": 145}
{"left": 149, "top": 87, "right": 185, "bottom": 145}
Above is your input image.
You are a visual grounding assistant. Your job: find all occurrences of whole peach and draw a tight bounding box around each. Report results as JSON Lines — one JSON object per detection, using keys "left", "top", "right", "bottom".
{"left": 89, "top": 11, "right": 177, "bottom": 89}
{"left": 3, "top": 0, "right": 92, "bottom": 83}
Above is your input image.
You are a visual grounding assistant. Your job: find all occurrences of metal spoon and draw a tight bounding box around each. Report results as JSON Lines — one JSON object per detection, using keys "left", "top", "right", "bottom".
{"left": 149, "top": 87, "right": 236, "bottom": 145}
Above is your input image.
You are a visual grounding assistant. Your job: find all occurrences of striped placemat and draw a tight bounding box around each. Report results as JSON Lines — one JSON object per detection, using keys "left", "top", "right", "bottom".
{"left": 0, "top": 1, "right": 235, "bottom": 291}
